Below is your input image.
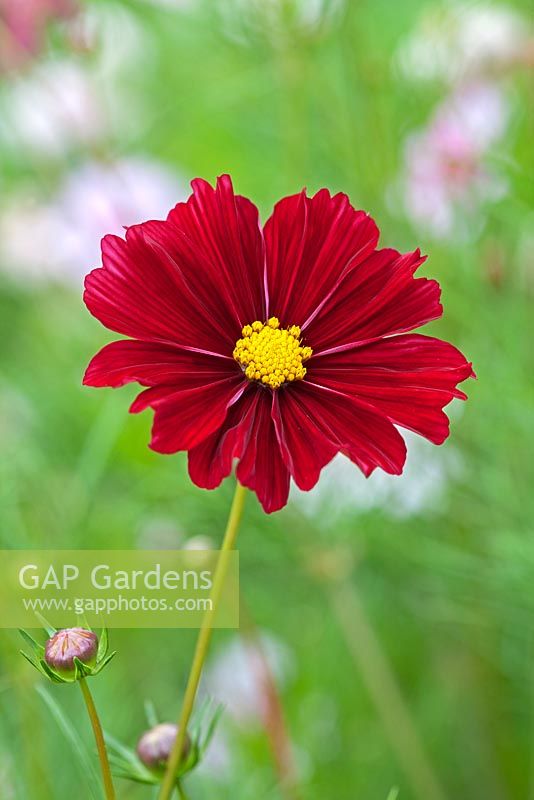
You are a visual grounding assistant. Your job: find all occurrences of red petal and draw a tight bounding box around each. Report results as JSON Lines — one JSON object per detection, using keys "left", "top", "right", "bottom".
{"left": 236, "top": 391, "right": 290, "bottom": 513}
{"left": 83, "top": 340, "right": 235, "bottom": 389}
{"left": 188, "top": 388, "right": 260, "bottom": 490}
{"left": 84, "top": 175, "right": 265, "bottom": 354}
{"left": 84, "top": 226, "right": 230, "bottom": 353}
{"left": 165, "top": 175, "right": 266, "bottom": 327}
{"left": 310, "top": 334, "right": 474, "bottom": 444}
{"left": 307, "top": 248, "right": 442, "bottom": 354}
{"left": 264, "top": 189, "right": 379, "bottom": 325}
{"left": 131, "top": 376, "right": 246, "bottom": 453}
{"left": 291, "top": 382, "right": 407, "bottom": 476}
{"left": 271, "top": 390, "right": 337, "bottom": 490}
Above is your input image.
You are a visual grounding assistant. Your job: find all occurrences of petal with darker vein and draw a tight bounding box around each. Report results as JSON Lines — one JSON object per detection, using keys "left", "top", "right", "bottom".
{"left": 188, "top": 387, "right": 260, "bottom": 490}
{"left": 264, "top": 189, "right": 379, "bottom": 325}
{"left": 307, "top": 248, "right": 442, "bottom": 354}
{"left": 236, "top": 391, "right": 290, "bottom": 513}
{"left": 309, "top": 334, "right": 474, "bottom": 444}
{"left": 131, "top": 376, "right": 246, "bottom": 453}
{"left": 292, "top": 381, "right": 407, "bottom": 476}
{"left": 84, "top": 226, "right": 231, "bottom": 353}
{"left": 83, "top": 339, "right": 236, "bottom": 389}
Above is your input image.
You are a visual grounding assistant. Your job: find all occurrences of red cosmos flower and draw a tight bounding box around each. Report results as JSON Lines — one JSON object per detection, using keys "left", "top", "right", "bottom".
{"left": 83, "top": 175, "right": 474, "bottom": 513}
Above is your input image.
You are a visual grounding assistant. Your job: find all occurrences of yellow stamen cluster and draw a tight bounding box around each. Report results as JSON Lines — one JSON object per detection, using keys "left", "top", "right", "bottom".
{"left": 233, "top": 317, "right": 312, "bottom": 390}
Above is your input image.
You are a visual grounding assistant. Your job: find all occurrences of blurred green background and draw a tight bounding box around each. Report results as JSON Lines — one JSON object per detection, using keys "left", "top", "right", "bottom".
{"left": 0, "top": 0, "right": 533, "bottom": 798}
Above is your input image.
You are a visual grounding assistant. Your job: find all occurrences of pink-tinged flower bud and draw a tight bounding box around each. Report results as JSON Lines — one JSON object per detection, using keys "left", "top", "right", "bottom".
{"left": 44, "top": 628, "right": 98, "bottom": 676}
{"left": 136, "top": 723, "right": 191, "bottom": 771}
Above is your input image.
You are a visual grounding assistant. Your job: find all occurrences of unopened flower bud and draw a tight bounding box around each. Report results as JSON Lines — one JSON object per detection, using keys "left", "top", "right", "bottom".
{"left": 136, "top": 723, "right": 191, "bottom": 771}
{"left": 45, "top": 628, "right": 98, "bottom": 676}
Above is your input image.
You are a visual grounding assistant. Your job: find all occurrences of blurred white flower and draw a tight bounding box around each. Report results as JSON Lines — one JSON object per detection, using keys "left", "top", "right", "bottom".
{"left": 195, "top": 728, "right": 233, "bottom": 781}
{"left": 397, "top": 2, "right": 531, "bottom": 84}
{"left": 140, "top": 0, "right": 193, "bottom": 8}
{"left": 291, "top": 431, "right": 462, "bottom": 520}
{"left": 0, "top": 5, "right": 153, "bottom": 161}
{"left": 0, "top": 59, "right": 105, "bottom": 158}
{"left": 67, "top": 2, "right": 150, "bottom": 77}
{"left": 136, "top": 517, "right": 185, "bottom": 549}
{"left": 204, "top": 633, "right": 294, "bottom": 729}
{"left": 217, "top": 0, "right": 344, "bottom": 46}
{"left": 183, "top": 535, "right": 216, "bottom": 551}
{"left": 395, "top": 82, "right": 509, "bottom": 239}
{"left": 0, "top": 196, "right": 63, "bottom": 282}
{"left": 0, "top": 157, "right": 185, "bottom": 286}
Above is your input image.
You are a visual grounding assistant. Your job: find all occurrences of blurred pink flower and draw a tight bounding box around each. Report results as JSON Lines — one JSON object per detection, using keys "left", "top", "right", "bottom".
{"left": 399, "top": 83, "right": 509, "bottom": 238}
{"left": 0, "top": 157, "right": 185, "bottom": 286}
{"left": 0, "top": 0, "right": 77, "bottom": 70}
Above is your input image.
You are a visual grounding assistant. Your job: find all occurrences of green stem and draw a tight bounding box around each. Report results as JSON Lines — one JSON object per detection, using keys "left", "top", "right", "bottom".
{"left": 330, "top": 582, "right": 447, "bottom": 800}
{"left": 158, "top": 481, "right": 247, "bottom": 800}
{"left": 176, "top": 781, "right": 188, "bottom": 800}
{"left": 79, "top": 678, "right": 116, "bottom": 800}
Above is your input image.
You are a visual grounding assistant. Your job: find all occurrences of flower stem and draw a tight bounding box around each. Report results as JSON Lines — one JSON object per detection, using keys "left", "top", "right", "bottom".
{"left": 176, "top": 781, "right": 188, "bottom": 800}
{"left": 158, "top": 481, "right": 247, "bottom": 800}
{"left": 78, "top": 678, "right": 116, "bottom": 800}
{"left": 330, "top": 582, "right": 447, "bottom": 800}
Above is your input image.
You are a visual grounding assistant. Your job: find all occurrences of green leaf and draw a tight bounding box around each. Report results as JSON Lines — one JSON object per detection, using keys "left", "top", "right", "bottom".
{"left": 75, "top": 612, "right": 92, "bottom": 633}
{"left": 97, "top": 627, "right": 108, "bottom": 661}
{"left": 36, "top": 685, "right": 103, "bottom": 799}
{"left": 104, "top": 731, "right": 140, "bottom": 767}
{"left": 74, "top": 657, "right": 92, "bottom": 680}
{"left": 34, "top": 612, "right": 56, "bottom": 637}
{"left": 190, "top": 696, "right": 211, "bottom": 738}
{"left": 144, "top": 699, "right": 159, "bottom": 728}
{"left": 18, "top": 629, "right": 45, "bottom": 657}
{"left": 39, "top": 659, "right": 66, "bottom": 684}
{"left": 175, "top": 741, "right": 199, "bottom": 779}
{"left": 112, "top": 768, "right": 158, "bottom": 786}
{"left": 105, "top": 731, "right": 158, "bottom": 784}
{"left": 200, "top": 703, "right": 224, "bottom": 753}
{"left": 92, "top": 650, "right": 116, "bottom": 675}
{"left": 20, "top": 649, "right": 45, "bottom": 674}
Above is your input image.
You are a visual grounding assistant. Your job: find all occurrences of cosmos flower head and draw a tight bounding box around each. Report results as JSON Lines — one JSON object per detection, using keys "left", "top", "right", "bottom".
{"left": 83, "top": 175, "right": 474, "bottom": 513}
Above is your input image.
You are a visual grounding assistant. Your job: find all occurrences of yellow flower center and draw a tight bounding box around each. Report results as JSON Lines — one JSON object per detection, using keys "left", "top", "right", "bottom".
{"left": 233, "top": 317, "right": 312, "bottom": 390}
